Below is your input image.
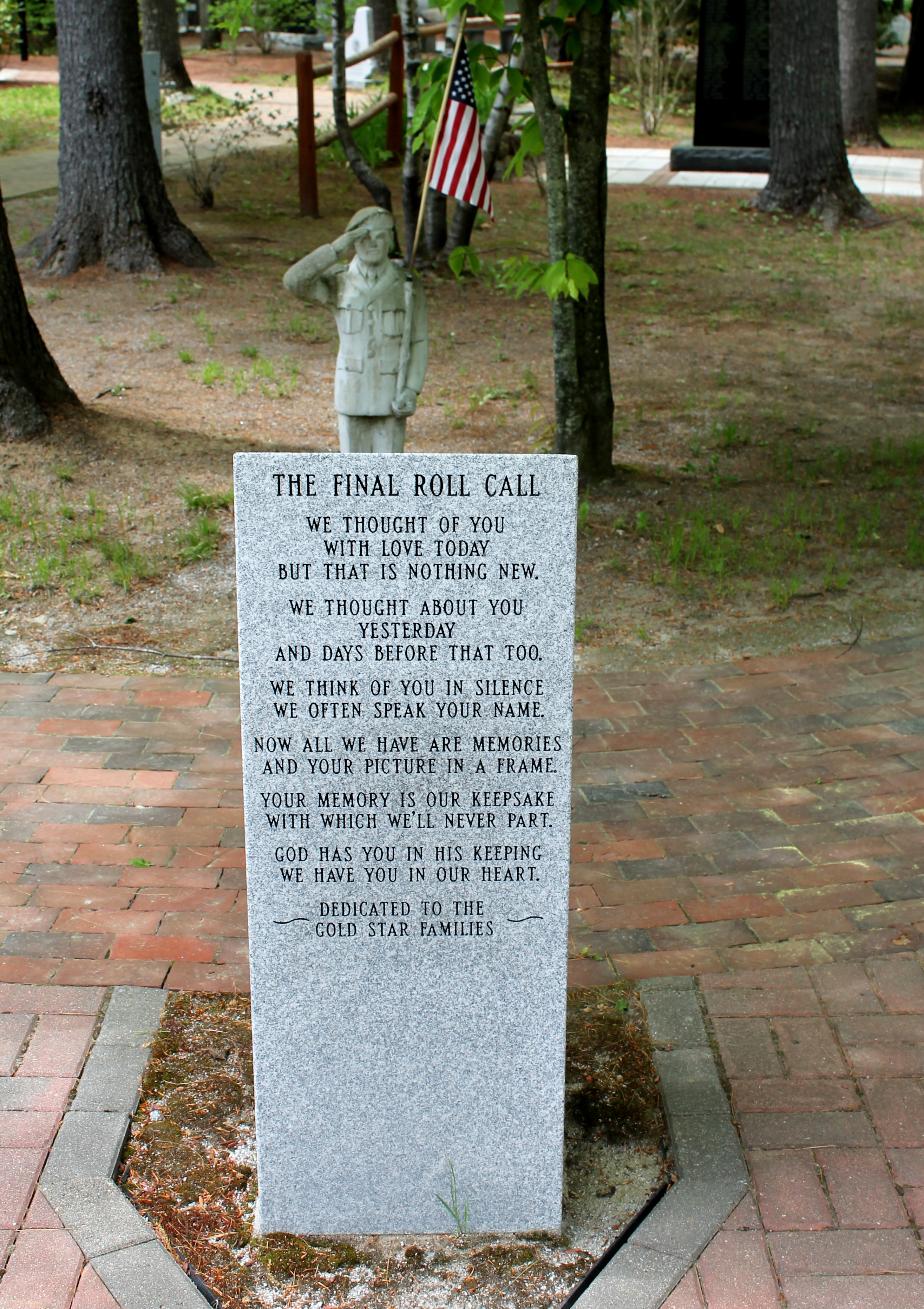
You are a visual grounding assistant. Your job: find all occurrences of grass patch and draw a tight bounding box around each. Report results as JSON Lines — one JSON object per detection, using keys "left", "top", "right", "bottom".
{"left": 0, "top": 83, "right": 59, "bottom": 152}
{"left": 178, "top": 513, "right": 222, "bottom": 563}
{"left": 179, "top": 482, "right": 234, "bottom": 513}
{"left": 0, "top": 484, "right": 158, "bottom": 602}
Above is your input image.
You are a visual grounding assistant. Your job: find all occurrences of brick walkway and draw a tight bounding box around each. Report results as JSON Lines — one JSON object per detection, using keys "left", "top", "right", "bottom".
{"left": 0, "top": 633, "right": 922, "bottom": 1306}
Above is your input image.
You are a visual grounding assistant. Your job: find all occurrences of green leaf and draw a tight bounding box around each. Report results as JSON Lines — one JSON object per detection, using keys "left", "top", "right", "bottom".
{"left": 448, "top": 246, "right": 482, "bottom": 278}
{"left": 503, "top": 114, "right": 544, "bottom": 180}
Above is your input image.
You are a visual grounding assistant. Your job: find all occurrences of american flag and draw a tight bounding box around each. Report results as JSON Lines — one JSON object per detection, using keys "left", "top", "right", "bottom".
{"left": 429, "top": 42, "right": 494, "bottom": 218}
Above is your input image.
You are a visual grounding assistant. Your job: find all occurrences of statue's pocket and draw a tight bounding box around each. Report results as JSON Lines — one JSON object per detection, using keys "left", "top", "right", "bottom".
{"left": 382, "top": 309, "right": 404, "bottom": 337}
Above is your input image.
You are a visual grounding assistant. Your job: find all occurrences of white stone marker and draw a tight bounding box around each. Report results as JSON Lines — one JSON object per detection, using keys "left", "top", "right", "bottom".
{"left": 345, "top": 5, "right": 377, "bottom": 87}
{"left": 234, "top": 453, "right": 577, "bottom": 1235}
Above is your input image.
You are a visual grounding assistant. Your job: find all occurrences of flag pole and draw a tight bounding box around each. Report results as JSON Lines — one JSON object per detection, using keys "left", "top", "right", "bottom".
{"left": 408, "top": 10, "right": 469, "bottom": 269}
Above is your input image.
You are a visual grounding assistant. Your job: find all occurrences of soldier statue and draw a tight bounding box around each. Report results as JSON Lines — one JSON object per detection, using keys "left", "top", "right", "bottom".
{"left": 282, "top": 207, "right": 428, "bottom": 454}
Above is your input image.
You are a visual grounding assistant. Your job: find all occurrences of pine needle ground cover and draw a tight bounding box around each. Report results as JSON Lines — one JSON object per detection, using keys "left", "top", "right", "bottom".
{"left": 120, "top": 985, "right": 666, "bottom": 1309}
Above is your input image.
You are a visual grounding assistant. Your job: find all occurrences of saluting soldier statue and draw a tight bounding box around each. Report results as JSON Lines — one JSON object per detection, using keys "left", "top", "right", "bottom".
{"left": 282, "top": 207, "right": 428, "bottom": 454}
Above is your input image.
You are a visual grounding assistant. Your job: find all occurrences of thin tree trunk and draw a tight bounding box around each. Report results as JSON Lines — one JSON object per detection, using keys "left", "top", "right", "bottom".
{"left": 398, "top": 0, "right": 422, "bottom": 256}
{"left": 33, "top": 0, "right": 212, "bottom": 275}
{"left": 198, "top": 0, "right": 221, "bottom": 49}
{"left": 838, "top": 0, "right": 883, "bottom": 144}
{"left": 370, "top": 0, "right": 397, "bottom": 71}
{"left": 898, "top": 0, "right": 924, "bottom": 108}
{"left": 757, "top": 0, "right": 876, "bottom": 227}
{"left": 423, "top": 16, "right": 460, "bottom": 258}
{"left": 520, "top": 0, "right": 585, "bottom": 463}
{"left": 0, "top": 184, "right": 78, "bottom": 440}
{"left": 141, "top": 0, "right": 194, "bottom": 91}
{"left": 567, "top": 0, "right": 614, "bottom": 479}
{"left": 447, "top": 47, "right": 523, "bottom": 252}
{"left": 332, "top": 0, "right": 392, "bottom": 209}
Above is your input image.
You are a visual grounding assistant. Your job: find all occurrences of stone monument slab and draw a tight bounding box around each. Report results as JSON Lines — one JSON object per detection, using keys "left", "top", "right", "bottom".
{"left": 670, "top": 0, "right": 770, "bottom": 173}
{"left": 234, "top": 453, "right": 577, "bottom": 1236}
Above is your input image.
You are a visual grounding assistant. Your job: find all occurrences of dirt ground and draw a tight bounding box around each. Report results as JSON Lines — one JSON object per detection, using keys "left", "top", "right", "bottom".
{"left": 1, "top": 141, "right": 923, "bottom": 675}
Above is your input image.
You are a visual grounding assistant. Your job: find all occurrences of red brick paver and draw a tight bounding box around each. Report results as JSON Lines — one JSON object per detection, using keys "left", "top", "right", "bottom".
{"left": 0, "top": 637, "right": 922, "bottom": 1304}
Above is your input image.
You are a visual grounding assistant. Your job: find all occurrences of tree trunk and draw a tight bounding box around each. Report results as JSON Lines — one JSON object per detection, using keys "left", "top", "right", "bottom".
{"left": 370, "top": 0, "right": 397, "bottom": 70}
{"left": 838, "top": 0, "right": 883, "bottom": 143}
{"left": 32, "top": 0, "right": 212, "bottom": 275}
{"left": 423, "top": 18, "right": 462, "bottom": 258}
{"left": 332, "top": 0, "right": 393, "bottom": 209}
{"left": 141, "top": 0, "right": 194, "bottom": 91}
{"left": 198, "top": 0, "right": 221, "bottom": 49}
{"left": 898, "top": 0, "right": 924, "bottom": 108}
{"left": 447, "top": 47, "right": 523, "bottom": 253}
{"left": 757, "top": 0, "right": 876, "bottom": 227}
{"left": 566, "top": 0, "right": 614, "bottom": 479}
{"left": 520, "top": 0, "right": 585, "bottom": 465}
{"left": 398, "top": 0, "right": 422, "bottom": 256}
{"left": 0, "top": 184, "right": 78, "bottom": 440}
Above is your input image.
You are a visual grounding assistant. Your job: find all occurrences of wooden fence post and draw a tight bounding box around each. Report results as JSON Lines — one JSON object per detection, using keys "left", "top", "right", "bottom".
{"left": 296, "top": 51, "right": 319, "bottom": 218}
{"left": 387, "top": 14, "right": 404, "bottom": 162}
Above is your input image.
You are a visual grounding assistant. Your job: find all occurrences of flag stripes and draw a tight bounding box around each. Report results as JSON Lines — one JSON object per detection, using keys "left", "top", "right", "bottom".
{"left": 428, "top": 44, "right": 494, "bottom": 218}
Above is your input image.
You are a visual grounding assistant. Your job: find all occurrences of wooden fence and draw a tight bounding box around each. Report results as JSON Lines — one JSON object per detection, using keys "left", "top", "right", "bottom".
{"left": 294, "top": 15, "right": 521, "bottom": 218}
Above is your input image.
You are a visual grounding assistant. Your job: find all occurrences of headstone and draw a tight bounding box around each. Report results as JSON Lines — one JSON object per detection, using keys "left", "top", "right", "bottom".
{"left": 345, "top": 5, "right": 377, "bottom": 87}
{"left": 142, "top": 51, "right": 162, "bottom": 164}
{"left": 670, "top": 0, "right": 770, "bottom": 173}
{"left": 234, "top": 452, "right": 577, "bottom": 1236}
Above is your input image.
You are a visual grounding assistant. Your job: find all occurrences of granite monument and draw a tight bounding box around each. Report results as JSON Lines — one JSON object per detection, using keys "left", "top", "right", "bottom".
{"left": 234, "top": 452, "right": 577, "bottom": 1234}
{"left": 671, "top": 0, "right": 770, "bottom": 173}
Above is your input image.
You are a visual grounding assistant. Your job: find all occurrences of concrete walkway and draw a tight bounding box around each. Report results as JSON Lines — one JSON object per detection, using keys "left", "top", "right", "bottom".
{"left": 0, "top": 633, "right": 922, "bottom": 1304}
{"left": 2, "top": 73, "right": 922, "bottom": 200}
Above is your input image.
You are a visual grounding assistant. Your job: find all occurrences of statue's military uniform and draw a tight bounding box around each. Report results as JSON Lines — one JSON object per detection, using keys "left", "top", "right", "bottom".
{"left": 283, "top": 243, "right": 427, "bottom": 452}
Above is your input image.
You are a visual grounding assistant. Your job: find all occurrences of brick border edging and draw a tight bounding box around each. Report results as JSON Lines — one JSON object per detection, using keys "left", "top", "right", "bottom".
{"left": 575, "top": 977, "right": 747, "bottom": 1309}
{"left": 39, "top": 981, "right": 744, "bottom": 1309}
{"left": 38, "top": 987, "right": 213, "bottom": 1309}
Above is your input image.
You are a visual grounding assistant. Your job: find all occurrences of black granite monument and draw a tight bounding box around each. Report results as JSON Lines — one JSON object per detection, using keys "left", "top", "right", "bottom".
{"left": 670, "top": 0, "right": 770, "bottom": 172}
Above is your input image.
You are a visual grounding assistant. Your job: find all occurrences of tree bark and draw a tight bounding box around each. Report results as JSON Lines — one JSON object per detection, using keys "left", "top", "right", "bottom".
{"left": 898, "top": 0, "right": 924, "bottom": 108}
{"left": 370, "top": 0, "right": 397, "bottom": 70}
{"left": 32, "top": 0, "right": 212, "bottom": 275}
{"left": 757, "top": 0, "right": 876, "bottom": 227}
{"left": 838, "top": 0, "right": 883, "bottom": 144}
{"left": 398, "top": 0, "right": 422, "bottom": 255}
{"left": 332, "top": 0, "right": 393, "bottom": 210}
{"left": 198, "top": 0, "right": 221, "bottom": 49}
{"left": 141, "top": 0, "right": 194, "bottom": 91}
{"left": 520, "top": 0, "right": 584, "bottom": 466}
{"left": 0, "top": 184, "right": 78, "bottom": 440}
{"left": 423, "top": 17, "right": 459, "bottom": 258}
{"left": 447, "top": 46, "right": 523, "bottom": 253}
{"left": 566, "top": 0, "right": 615, "bottom": 479}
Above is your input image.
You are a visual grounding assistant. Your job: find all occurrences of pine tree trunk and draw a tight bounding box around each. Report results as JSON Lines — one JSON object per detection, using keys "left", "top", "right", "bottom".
{"left": 0, "top": 185, "right": 78, "bottom": 440}
{"left": 898, "top": 0, "right": 924, "bottom": 108}
{"left": 447, "top": 47, "right": 523, "bottom": 253}
{"left": 757, "top": 0, "right": 876, "bottom": 227}
{"left": 838, "top": 0, "right": 883, "bottom": 144}
{"left": 141, "top": 0, "right": 194, "bottom": 91}
{"left": 33, "top": 0, "right": 212, "bottom": 275}
{"left": 566, "top": 0, "right": 614, "bottom": 479}
{"left": 332, "top": 0, "right": 393, "bottom": 210}
{"left": 398, "top": 0, "right": 422, "bottom": 256}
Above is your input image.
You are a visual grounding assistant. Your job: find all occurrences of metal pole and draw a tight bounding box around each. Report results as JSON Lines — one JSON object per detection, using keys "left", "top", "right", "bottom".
{"left": 296, "top": 52, "right": 320, "bottom": 219}
{"left": 18, "top": 0, "right": 27, "bottom": 61}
